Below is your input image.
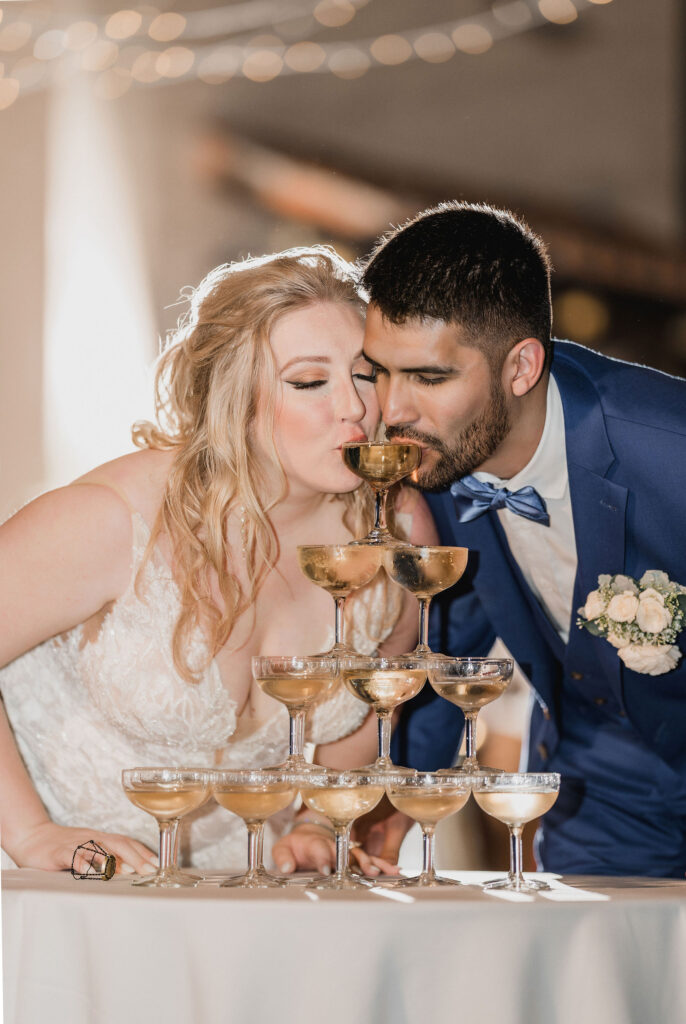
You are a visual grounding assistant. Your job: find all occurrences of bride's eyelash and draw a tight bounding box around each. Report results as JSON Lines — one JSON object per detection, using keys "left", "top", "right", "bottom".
{"left": 354, "top": 372, "right": 376, "bottom": 383}
{"left": 288, "top": 380, "right": 327, "bottom": 390}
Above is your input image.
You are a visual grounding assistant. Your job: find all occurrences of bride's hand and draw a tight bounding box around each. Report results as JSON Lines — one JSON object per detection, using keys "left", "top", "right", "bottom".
{"left": 10, "top": 821, "right": 158, "bottom": 875}
{"left": 272, "top": 823, "right": 400, "bottom": 878}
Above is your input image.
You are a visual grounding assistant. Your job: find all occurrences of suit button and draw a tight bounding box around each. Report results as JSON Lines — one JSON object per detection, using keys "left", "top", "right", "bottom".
{"left": 593, "top": 696, "right": 607, "bottom": 706}
{"left": 542, "top": 707, "right": 551, "bottom": 721}
{"left": 537, "top": 742, "right": 549, "bottom": 761}
{"left": 618, "top": 710, "right": 627, "bottom": 718}
{"left": 570, "top": 671, "right": 584, "bottom": 680}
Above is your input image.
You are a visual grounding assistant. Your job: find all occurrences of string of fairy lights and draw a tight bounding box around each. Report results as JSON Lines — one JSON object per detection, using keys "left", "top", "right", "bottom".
{"left": 0, "top": 0, "right": 614, "bottom": 110}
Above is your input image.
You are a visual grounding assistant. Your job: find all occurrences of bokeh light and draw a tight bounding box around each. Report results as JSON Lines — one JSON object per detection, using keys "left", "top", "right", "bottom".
{"left": 64, "top": 22, "right": 99, "bottom": 52}
{"left": 370, "top": 35, "right": 413, "bottom": 66}
{"left": 155, "top": 45, "right": 194, "bottom": 78}
{"left": 148, "top": 13, "right": 186, "bottom": 43}
{"left": 106, "top": 11, "right": 143, "bottom": 41}
{"left": 414, "top": 32, "right": 455, "bottom": 64}
{"left": 328, "top": 46, "right": 370, "bottom": 79}
{"left": 314, "top": 1, "right": 356, "bottom": 28}
{"left": 284, "top": 42, "right": 326, "bottom": 73}
{"left": 452, "top": 24, "right": 493, "bottom": 55}
{"left": 242, "top": 49, "right": 283, "bottom": 82}
{"left": 538, "top": 0, "right": 578, "bottom": 25}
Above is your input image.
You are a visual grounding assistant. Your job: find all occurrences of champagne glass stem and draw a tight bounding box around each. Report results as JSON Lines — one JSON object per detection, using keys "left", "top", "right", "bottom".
{"left": 288, "top": 710, "right": 307, "bottom": 763}
{"left": 508, "top": 825, "right": 524, "bottom": 888}
{"left": 245, "top": 821, "right": 265, "bottom": 880}
{"left": 158, "top": 819, "right": 179, "bottom": 876}
{"left": 463, "top": 711, "right": 479, "bottom": 769}
{"left": 421, "top": 825, "right": 437, "bottom": 883}
{"left": 373, "top": 488, "right": 388, "bottom": 534}
{"left": 333, "top": 595, "right": 347, "bottom": 652}
{"left": 376, "top": 710, "right": 392, "bottom": 767}
{"left": 416, "top": 596, "right": 433, "bottom": 655}
{"left": 333, "top": 823, "right": 352, "bottom": 882}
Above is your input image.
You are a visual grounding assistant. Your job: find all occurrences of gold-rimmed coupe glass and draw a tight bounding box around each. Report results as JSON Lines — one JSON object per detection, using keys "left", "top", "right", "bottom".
{"left": 121, "top": 767, "right": 211, "bottom": 887}
{"left": 472, "top": 772, "right": 560, "bottom": 893}
{"left": 212, "top": 769, "right": 299, "bottom": 888}
{"left": 297, "top": 544, "right": 382, "bottom": 654}
{"left": 339, "top": 655, "right": 427, "bottom": 768}
{"left": 300, "top": 769, "right": 398, "bottom": 890}
{"left": 342, "top": 441, "right": 421, "bottom": 545}
{"left": 252, "top": 655, "right": 338, "bottom": 767}
{"left": 383, "top": 546, "right": 469, "bottom": 654}
{"left": 385, "top": 772, "right": 473, "bottom": 887}
{"left": 426, "top": 657, "right": 513, "bottom": 772}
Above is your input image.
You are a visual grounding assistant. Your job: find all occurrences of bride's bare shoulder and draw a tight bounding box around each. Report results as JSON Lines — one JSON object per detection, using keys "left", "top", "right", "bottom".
{"left": 74, "top": 447, "right": 176, "bottom": 523}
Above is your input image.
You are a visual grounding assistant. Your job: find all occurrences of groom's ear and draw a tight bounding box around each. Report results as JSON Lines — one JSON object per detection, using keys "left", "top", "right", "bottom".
{"left": 503, "top": 338, "right": 547, "bottom": 397}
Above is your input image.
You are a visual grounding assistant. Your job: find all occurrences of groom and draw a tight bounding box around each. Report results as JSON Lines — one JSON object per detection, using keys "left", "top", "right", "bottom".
{"left": 361, "top": 202, "right": 686, "bottom": 876}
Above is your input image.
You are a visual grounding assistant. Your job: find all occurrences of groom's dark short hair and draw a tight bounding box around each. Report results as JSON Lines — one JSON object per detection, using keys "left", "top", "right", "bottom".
{"left": 361, "top": 201, "right": 553, "bottom": 370}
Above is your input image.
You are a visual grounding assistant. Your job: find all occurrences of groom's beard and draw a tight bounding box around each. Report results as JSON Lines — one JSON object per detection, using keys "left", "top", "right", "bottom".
{"left": 386, "top": 383, "right": 511, "bottom": 492}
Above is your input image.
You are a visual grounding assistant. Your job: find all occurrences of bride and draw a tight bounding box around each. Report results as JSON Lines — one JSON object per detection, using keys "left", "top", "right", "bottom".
{"left": 0, "top": 246, "right": 436, "bottom": 876}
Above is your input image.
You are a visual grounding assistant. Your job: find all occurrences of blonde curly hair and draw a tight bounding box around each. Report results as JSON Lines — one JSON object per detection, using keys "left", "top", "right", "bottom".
{"left": 133, "top": 246, "right": 400, "bottom": 682}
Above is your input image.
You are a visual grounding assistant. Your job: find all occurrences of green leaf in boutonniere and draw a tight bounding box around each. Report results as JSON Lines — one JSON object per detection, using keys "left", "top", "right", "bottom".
{"left": 578, "top": 618, "right": 604, "bottom": 637}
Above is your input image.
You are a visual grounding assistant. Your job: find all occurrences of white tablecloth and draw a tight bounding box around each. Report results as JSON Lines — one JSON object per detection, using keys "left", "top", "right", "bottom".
{"left": 4, "top": 869, "right": 686, "bottom": 1024}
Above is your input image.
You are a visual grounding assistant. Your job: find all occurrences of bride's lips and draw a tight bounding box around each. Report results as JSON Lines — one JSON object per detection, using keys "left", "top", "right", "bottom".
{"left": 336, "top": 435, "right": 368, "bottom": 450}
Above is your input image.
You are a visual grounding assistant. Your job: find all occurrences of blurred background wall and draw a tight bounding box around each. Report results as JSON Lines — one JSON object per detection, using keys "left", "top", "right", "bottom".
{"left": 1, "top": 0, "right": 684, "bottom": 519}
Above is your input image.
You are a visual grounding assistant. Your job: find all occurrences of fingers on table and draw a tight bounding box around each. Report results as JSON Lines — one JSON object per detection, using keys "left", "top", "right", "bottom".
{"left": 273, "top": 834, "right": 335, "bottom": 875}
{"left": 87, "top": 833, "right": 158, "bottom": 876}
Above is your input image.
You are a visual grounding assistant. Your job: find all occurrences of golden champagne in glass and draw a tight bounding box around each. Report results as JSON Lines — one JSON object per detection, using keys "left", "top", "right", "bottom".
{"left": 385, "top": 772, "right": 472, "bottom": 888}
{"left": 473, "top": 773, "right": 560, "bottom": 893}
{"left": 297, "top": 544, "right": 382, "bottom": 654}
{"left": 212, "top": 770, "right": 298, "bottom": 888}
{"left": 342, "top": 441, "right": 421, "bottom": 545}
{"left": 426, "top": 657, "right": 513, "bottom": 772}
{"left": 252, "top": 655, "right": 337, "bottom": 768}
{"left": 383, "top": 546, "right": 469, "bottom": 654}
{"left": 300, "top": 769, "right": 398, "bottom": 891}
{"left": 339, "top": 656, "right": 427, "bottom": 768}
{"left": 122, "top": 768, "right": 211, "bottom": 888}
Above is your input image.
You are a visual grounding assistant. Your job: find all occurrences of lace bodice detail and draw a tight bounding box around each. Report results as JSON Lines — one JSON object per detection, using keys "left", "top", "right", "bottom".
{"left": 0, "top": 511, "right": 403, "bottom": 870}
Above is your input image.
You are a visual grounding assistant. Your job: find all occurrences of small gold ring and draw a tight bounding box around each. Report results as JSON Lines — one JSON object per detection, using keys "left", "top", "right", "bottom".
{"left": 349, "top": 841, "right": 363, "bottom": 850}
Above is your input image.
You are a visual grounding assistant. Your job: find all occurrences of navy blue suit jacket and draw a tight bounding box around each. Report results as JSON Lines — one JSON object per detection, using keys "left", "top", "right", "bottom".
{"left": 393, "top": 341, "right": 686, "bottom": 781}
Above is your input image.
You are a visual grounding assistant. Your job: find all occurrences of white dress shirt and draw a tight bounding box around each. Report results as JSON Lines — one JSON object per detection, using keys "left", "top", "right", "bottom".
{"left": 475, "top": 375, "right": 578, "bottom": 643}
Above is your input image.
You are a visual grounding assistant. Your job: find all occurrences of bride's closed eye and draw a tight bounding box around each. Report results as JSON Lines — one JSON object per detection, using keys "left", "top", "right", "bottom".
{"left": 286, "top": 379, "right": 328, "bottom": 390}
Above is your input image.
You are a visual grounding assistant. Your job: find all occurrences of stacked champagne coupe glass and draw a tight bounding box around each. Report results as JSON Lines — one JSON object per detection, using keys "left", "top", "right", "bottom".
{"left": 122, "top": 441, "right": 560, "bottom": 893}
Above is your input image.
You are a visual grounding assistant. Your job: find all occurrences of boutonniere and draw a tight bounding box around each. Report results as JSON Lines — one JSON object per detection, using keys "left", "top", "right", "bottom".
{"left": 577, "top": 571, "right": 686, "bottom": 675}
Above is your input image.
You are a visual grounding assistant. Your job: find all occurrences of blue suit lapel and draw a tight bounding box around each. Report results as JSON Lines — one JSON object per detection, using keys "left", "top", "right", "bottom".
{"left": 553, "top": 353, "right": 629, "bottom": 704}
{"left": 457, "top": 510, "right": 561, "bottom": 716}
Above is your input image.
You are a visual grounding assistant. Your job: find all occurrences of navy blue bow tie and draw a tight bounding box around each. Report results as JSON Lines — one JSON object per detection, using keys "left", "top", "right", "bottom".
{"left": 450, "top": 475, "right": 550, "bottom": 526}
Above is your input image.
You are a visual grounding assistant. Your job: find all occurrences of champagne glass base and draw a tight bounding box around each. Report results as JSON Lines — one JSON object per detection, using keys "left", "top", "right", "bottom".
{"left": 306, "top": 872, "right": 374, "bottom": 892}
{"left": 132, "top": 867, "right": 200, "bottom": 888}
{"left": 483, "top": 876, "right": 551, "bottom": 893}
{"left": 385, "top": 872, "right": 462, "bottom": 889}
{"left": 364, "top": 760, "right": 415, "bottom": 776}
{"left": 275, "top": 872, "right": 322, "bottom": 886}
{"left": 350, "top": 531, "right": 407, "bottom": 547}
{"left": 220, "top": 869, "right": 287, "bottom": 889}
{"left": 266, "top": 759, "right": 322, "bottom": 774}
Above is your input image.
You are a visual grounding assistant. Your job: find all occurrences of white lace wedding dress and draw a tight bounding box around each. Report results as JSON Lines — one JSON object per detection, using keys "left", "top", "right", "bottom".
{"left": 0, "top": 511, "right": 404, "bottom": 871}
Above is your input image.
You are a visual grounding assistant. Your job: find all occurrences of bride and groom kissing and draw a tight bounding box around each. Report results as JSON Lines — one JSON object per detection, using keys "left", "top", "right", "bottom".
{"left": 1, "top": 201, "right": 685, "bottom": 879}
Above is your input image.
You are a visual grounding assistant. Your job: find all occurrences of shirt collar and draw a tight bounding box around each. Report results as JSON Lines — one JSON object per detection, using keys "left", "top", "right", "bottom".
{"left": 474, "top": 374, "right": 568, "bottom": 500}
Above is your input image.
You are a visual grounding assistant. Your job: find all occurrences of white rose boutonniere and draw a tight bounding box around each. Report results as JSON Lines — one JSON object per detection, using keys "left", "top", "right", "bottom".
{"left": 577, "top": 571, "right": 686, "bottom": 676}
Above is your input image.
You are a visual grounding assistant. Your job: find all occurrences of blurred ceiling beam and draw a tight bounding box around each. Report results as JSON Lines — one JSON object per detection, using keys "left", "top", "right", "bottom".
{"left": 193, "top": 130, "right": 412, "bottom": 241}
{"left": 197, "top": 126, "right": 686, "bottom": 305}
